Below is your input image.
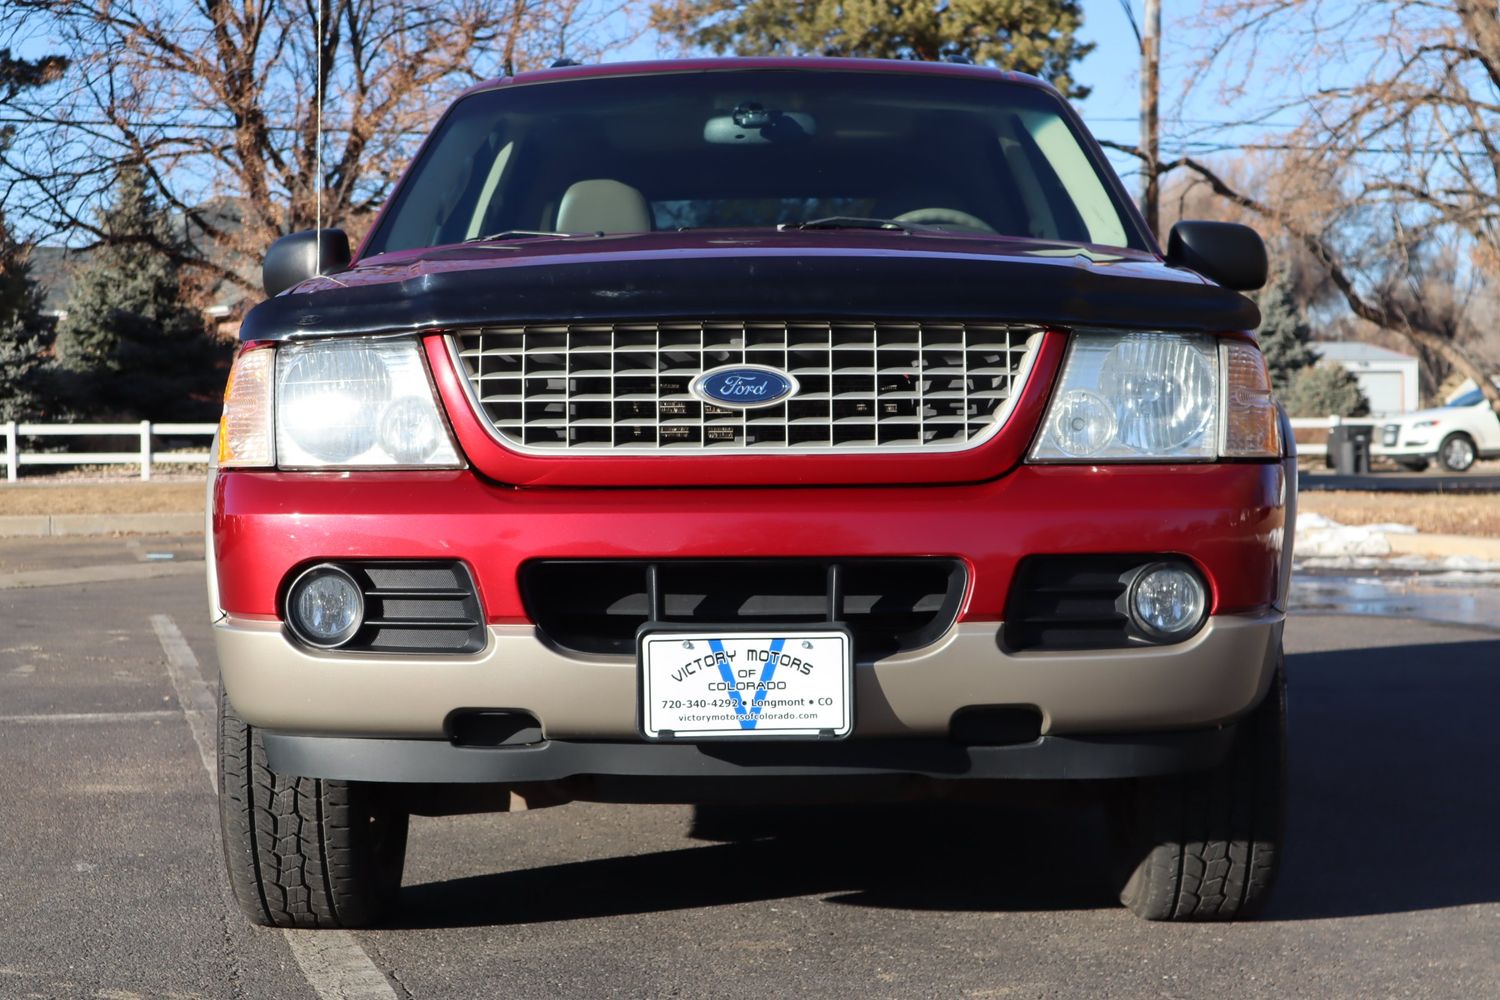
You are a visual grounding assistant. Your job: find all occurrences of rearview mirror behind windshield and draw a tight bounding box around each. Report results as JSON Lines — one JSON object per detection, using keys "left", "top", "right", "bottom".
{"left": 704, "top": 103, "right": 817, "bottom": 144}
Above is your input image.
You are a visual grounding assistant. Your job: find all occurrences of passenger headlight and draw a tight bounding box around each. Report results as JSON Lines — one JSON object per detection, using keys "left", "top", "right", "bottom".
{"left": 1030, "top": 331, "right": 1280, "bottom": 462}
{"left": 1031, "top": 331, "right": 1219, "bottom": 461}
{"left": 274, "top": 339, "right": 461, "bottom": 469}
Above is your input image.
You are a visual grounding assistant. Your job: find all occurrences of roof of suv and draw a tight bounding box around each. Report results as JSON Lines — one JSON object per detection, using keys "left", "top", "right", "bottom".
{"left": 463, "top": 56, "right": 1058, "bottom": 99}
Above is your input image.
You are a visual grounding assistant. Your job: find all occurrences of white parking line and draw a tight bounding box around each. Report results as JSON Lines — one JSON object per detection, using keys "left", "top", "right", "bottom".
{"left": 282, "top": 931, "right": 406, "bottom": 1000}
{"left": 0, "top": 710, "right": 179, "bottom": 724}
{"left": 150, "top": 614, "right": 400, "bottom": 1000}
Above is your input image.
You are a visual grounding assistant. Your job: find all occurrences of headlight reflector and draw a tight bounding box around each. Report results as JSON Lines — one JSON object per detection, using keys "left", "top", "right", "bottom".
{"left": 1048, "top": 389, "right": 1117, "bottom": 457}
{"left": 1031, "top": 331, "right": 1219, "bottom": 461}
{"left": 274, "top": 339, "right": 460, "bottom": 468}
{"left": 1102, "top": 336, "right": 1216, "bottom": 452}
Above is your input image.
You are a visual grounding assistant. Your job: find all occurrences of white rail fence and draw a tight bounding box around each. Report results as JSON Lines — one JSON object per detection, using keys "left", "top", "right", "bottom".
{"left": 0, "top": 416, "right": 1366, "bottom": 479}
{"left": 1, "top": 421, "right": 216, "bottom": 482}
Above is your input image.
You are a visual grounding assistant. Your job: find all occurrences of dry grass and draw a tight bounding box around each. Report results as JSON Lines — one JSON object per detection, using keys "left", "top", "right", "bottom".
{"left": 1300, "top": 491, "right": 1500, "bottom": 537}
{"left": 0, "top": 480, "right": 206, "bottom": 516}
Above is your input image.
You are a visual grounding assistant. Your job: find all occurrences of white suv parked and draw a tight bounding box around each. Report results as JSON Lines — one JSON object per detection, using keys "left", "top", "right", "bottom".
{"left": 1377, "top": 384, "right": 1500, "bottom": 472}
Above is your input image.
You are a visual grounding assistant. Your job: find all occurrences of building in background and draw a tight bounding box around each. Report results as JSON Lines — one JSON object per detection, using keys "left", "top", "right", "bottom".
{"left": 1309, "top": 341, "right": 1421, "bottom": 416}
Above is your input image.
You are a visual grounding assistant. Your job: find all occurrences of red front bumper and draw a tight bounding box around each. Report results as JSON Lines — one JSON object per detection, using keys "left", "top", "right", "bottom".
{"left": 213, "top": 462, "right": 1287, "bottom": 622}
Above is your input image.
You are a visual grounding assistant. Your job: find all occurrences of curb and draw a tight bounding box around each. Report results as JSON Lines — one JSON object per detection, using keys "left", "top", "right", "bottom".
{"left": 0, "top": 513, "right": 201, "bottom": 537}
{"left": 0, "top": 559, "right": 204, "bottom": 590}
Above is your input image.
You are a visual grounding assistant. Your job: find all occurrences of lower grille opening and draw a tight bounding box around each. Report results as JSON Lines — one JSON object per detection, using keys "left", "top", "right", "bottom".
{"left": 520, "top": 558, "right": 966, "bottom": 661}
{"left": 949, "top": 705, "right": 1043, "bottom": 746}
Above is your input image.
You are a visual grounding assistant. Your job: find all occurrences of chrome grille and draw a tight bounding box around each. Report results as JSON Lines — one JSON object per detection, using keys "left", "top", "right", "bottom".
{"left": 451, "top": 320, "right": 1041, "bottom": 453}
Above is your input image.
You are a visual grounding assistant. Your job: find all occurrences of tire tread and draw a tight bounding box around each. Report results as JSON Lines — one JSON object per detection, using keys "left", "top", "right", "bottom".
{"left": 218, "top": 687, "right": 406, "bottom": 928}
{"left": 1116, "top": 661, "right": 1286, "bottom": 921}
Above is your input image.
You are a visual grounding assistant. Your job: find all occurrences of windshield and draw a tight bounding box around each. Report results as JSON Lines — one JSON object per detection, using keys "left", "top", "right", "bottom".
{"left": 1447, "top": 389, "right": 1484, "bottom": 407}
{"left": 364, "top": 69, "right": 1145, "bottom": 257}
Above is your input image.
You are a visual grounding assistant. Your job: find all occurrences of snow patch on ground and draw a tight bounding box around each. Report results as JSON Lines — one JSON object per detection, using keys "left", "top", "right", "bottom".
{"left": 1295, "top": 511, "right": 1417, "bottom": 558}
{"left": 1294, "top": 512, "right": 1500, "bottom": 571}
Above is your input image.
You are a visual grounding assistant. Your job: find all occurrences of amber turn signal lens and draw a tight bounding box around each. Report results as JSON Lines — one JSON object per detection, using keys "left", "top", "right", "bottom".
{"left": 218, "top": 345, "right": 276, "bottom": 467}
{"left": 1221, "top": 341, "right": 1280, "bottom": 458}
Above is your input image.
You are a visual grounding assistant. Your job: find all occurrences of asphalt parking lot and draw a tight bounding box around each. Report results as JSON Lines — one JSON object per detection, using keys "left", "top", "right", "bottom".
{"left": 2, "top": 535, "right": 1499, "bottom": 999}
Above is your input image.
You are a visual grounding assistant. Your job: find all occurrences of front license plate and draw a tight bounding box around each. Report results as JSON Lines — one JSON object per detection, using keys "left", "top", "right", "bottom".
{"left": 639, "top": 629, "right": 853, "bottom": 741}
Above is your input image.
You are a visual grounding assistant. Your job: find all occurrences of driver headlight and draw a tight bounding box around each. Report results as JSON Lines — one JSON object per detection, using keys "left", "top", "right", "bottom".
{"left": 1031, "top": 331, "right": 1232, "bottom": 462}
{"left": 274, "top": 338, "right": 462, "bottom": 468}
{"left": 219, "top": 337, "right": 463, "bottom": 469}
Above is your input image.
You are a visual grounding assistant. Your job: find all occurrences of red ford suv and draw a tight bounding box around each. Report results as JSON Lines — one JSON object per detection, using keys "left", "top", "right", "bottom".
{"left": 210, "top": 58, "right": 1295, "bottom": 927}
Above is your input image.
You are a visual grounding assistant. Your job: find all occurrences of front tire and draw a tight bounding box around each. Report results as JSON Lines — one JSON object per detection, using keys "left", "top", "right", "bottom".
{"left": 218, "top": 687, "right": 408, "bottom": 928}
{"left": 1110, "top": 662, "right": 1286, "bottom": 921}
{"left": 1438, "top": 433, "right": 1477, "bottom": 472}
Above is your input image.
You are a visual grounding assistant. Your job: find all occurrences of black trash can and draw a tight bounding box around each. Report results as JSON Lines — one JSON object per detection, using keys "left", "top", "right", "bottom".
{"left": 1327, "top": 423, "right": 1372, "bottom": 474}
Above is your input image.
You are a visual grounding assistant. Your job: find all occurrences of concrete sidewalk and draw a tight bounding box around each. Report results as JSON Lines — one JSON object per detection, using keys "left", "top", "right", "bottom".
{"left": 1385, "top": 531, "right": 1500, "bottom": 561}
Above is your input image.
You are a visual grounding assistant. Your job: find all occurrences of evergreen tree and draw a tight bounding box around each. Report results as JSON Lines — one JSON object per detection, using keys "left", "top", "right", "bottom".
{"left": 1256, "top": 264, "right": 1317, "bottom": 398}
{"left": 53, "top": 167, "right": 230, "bottom": 420}
{"left": 650, "top": 0, "right": 1092, "bottom": 97}
{"left": 1283, "top": 362, "right": 1369, "bottom": 418}
{"left": 0, "top": 50, "right": 68, "bottom": 421}
{"left": 0, "top": 220, "right": 49, "bottom": 421}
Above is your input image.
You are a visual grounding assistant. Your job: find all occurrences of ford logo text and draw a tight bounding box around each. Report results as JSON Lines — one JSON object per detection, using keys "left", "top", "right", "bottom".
{"left": 690, "top": 365, "right": 800, "bottom": 410}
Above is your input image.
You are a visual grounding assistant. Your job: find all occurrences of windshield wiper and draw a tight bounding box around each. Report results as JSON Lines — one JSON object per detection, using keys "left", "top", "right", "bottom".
{"left": 462, "top": 230, "right": 573, "bottom": 244}
{"left": 778, "top": 216, "right": 911, "bottom": 233}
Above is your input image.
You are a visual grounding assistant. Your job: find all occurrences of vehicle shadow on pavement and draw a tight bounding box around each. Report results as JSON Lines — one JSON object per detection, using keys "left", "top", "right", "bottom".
{"left": 391, "top": 635, "right": 1500, "bottom": 927}
{"left": 390, "top": 801, "right": 1118, "bottom": 927}
{"left": 1266, "top": 638, "right": 1500, "bottom": 920}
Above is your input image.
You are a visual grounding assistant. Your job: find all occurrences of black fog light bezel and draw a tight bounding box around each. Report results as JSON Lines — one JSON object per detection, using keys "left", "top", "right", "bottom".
{"left": 284, "top": 563, "right": 365, "bottom": 649}
{"left": 1124, "top": 561, "right": 1209, "bottom": 642}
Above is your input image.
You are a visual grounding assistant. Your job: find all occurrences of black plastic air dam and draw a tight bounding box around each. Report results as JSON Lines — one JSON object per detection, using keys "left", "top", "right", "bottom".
{"left": 239, "top": 249, "right": 1261, "bottom": 342}
{"left": 260, "top": 727, "right": 1238, "bottom": 784}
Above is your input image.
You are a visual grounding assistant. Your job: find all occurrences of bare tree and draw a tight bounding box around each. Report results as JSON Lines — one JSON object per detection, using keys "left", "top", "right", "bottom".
{"left": 1, "top": 0, "right": 635, "bottom": 302}
{"left": 1113, "top": 0, "right": 1500, "bottom": 413}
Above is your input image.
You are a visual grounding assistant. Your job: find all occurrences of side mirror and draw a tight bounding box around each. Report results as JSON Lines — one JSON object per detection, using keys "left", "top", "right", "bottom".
{"left": 262, "top": 229, "right": 352, "bottom": 297}
{"left": 1165, "top": 221, "right": 1268, "bottom": 291}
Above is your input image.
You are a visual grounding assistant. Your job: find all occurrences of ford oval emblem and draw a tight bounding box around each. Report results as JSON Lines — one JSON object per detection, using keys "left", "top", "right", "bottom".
{"left": 690, "top": 364, "right": 799, "bottom": 409}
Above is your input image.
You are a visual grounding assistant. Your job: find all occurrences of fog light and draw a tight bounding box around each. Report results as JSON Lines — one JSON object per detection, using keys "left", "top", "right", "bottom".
{"left": 286, "top": 565, "right": 363, "bottom": 648}
{"left": 1128, "top": 564, "right": 1206, "bottom": 639}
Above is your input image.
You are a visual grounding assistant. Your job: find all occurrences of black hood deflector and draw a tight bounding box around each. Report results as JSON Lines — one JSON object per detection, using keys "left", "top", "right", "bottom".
{"left": 240, "top": 252, "right": 1260, "bottom": 342}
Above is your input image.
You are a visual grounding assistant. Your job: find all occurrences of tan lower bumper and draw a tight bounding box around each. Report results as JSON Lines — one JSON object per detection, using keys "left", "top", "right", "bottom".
{"left": 217, "top": 613, "right": 1283, "bottom": 739}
